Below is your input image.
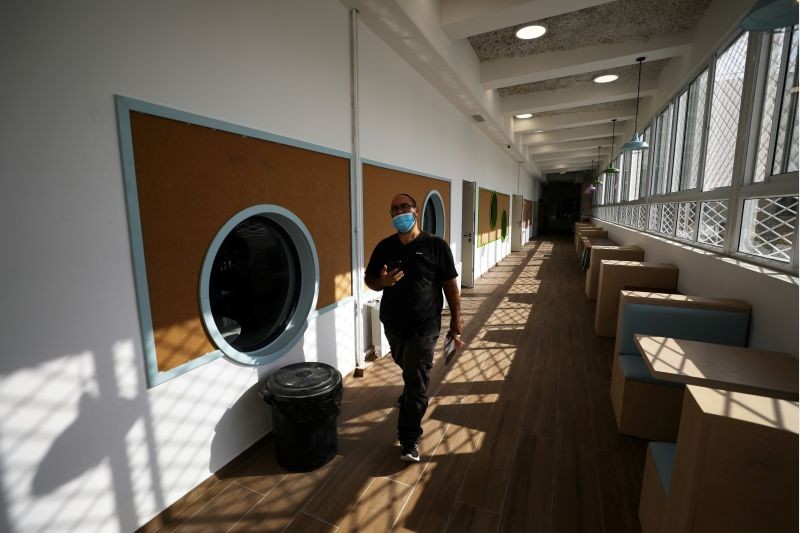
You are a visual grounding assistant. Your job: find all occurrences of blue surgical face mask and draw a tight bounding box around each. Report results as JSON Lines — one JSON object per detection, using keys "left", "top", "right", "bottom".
{"left": 392, "top": 212, "right": 415, "bottom": 233}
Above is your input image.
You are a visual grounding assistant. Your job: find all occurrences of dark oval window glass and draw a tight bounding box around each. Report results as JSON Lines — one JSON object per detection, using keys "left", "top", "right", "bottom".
{"left": 501, "top": 210, "right": 508, "bottom": 240}
{"left": 208, "top": 216, "right": 301, "bottom": 353}
{"left": 423, "top": 196, "right": 437, "bottom": 234}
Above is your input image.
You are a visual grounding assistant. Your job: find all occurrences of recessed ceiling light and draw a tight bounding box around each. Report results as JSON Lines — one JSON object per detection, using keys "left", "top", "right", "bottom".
{"left": 560, "top": 171, "right": 566, "bottom": 174}
{"left": 534, "top": 130, "right": 543, "bottom": 133}
{"left": 515, "top": 113, "right": 533, "bottom": 119}
{"left": 515, "top": 25, "right": 546, "bottom": 40}
{"left": 594, "top": 74, "right": 619, "bottom": 84}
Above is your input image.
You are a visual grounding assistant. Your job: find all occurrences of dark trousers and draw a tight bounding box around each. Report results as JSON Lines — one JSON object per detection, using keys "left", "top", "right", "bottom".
{"left": 385, "top": 331, "right": 437, "bottom": 446}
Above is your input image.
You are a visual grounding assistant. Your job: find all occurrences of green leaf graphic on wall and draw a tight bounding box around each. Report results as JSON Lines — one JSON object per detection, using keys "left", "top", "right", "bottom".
{"left": 478, "top": 188, "right": 510, "bottom": 247}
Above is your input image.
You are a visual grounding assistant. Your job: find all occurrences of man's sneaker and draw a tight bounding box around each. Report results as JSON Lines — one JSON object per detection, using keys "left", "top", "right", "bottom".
{"left": 400, "top": 443, "right": 420, "bottom": 462}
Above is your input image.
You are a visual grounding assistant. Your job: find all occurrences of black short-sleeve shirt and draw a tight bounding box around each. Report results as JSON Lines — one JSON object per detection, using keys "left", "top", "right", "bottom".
{"left": 365, "top": 232, "right": 458, "bottom": 337}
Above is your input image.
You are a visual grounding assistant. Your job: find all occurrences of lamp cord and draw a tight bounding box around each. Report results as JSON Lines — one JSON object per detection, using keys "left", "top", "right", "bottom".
{"left": 634, "top": 57, "right": 644, "bottom": 133}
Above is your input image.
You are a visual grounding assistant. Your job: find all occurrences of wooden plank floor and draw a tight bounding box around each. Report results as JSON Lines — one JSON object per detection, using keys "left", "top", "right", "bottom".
{"left": 139, "top": 235, "right": 647, "bottom": 533}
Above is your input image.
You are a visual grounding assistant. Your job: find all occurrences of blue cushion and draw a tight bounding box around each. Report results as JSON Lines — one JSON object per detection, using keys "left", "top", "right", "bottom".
{"left": 618, "top": 303, "right": 750, "bottom": 356}
{"left": 649, "top": 442, "right": 677, "bottom": 496}
{"left": 618, "top": 354, "right": 684, "bottom": 388}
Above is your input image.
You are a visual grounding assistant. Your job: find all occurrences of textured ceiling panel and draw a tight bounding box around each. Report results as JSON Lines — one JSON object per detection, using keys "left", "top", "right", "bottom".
{"left": 498, "top": 59, "right": 670, "bottom": 96}
{"left": 530, "top": 99, "right": 637, "bottom": 118}
{"left": 468, "top": 0, "right": 712, "bottom": 61}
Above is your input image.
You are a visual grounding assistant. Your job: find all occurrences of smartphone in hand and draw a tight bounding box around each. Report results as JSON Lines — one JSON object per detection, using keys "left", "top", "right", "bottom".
{"left": 444, "top": 332, "right": 457, "bottom": 365}
{"left": 387, "top": 259, "right": 404, "bottom": 272}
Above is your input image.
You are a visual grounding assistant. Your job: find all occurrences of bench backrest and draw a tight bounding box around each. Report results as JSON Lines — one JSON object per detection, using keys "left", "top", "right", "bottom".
{"left": 615, "top": 291, "right": 751, "bottom": 357}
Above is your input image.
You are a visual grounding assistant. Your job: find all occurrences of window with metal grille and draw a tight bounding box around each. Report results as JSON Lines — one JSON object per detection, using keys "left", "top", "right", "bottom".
{"left": 703, "top": 33, "right": 749, "bottom": 190}
{"left": 683, "top": 70, "right": 709, "bottom": 190}
{"left": 640, "top": 126, "right": 653, "bottom": 193}
{"left": 649, "top": 203, "right": 661, "bottom": 231}
{"left": 660, "top": 203, "right": 677, "bottom": 235}
{"left": 698, "top": 200, "right": 728, "bottom": 247}
{"left": 627, "top": 149, "right": 642, "bottom": 200}
{"left": 671, "top": 91, "right": 688, "bottom": 192}
{"left": 772, "top": 26, "right": 798, "bottom": 176}
{"left": 675, "top": 202, "right": 698, "bottom": 241}
{"left": 651, "top": 105, "right": 674, "bottom": 196}
{"left": 752, "top": 29, "right": 790, "bottom": 182}
{"left": 739, "top": 196, "right": 798, "bottom": 263}
{"left": 636, "top": 205, "right": 647, "bottom": 229}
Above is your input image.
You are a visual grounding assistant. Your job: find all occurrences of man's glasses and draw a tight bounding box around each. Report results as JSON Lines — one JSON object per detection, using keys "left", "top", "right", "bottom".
{"left": 390, "top": 203, "right": 415, "bottom": 214}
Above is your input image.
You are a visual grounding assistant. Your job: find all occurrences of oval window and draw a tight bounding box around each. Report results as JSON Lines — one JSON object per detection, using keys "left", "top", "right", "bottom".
{"left": 421, "top": 190, "right": 446, "bottom": 238}
{"left": 200, "top": 205, "right": 318, "bottom": 365}
{"left": 501, "top": 210, "right": 508, "bottom": 240}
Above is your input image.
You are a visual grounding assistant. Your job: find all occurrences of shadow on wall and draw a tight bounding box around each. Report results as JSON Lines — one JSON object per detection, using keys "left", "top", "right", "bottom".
{"left": 209, "top": 381, "right": 272, "bottom": 473}
{"left": 0, "top": 332, "right": 166, "bottom": 533}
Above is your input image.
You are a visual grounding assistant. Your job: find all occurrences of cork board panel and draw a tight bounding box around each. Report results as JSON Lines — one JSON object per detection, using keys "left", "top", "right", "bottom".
{"left": 478, "top": 189, "right": 511, "bottom": 246}
{"left": 130, "top": 112, "right": 352, "bottom": 372}
{"left": 362, "top": 163, "right": 451, "bottom": 268}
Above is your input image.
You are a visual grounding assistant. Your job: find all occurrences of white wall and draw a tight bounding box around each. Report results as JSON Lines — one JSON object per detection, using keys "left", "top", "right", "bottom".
{"left": 599, "top": 223, "right": 799, "bottom": 357}
{"left": 0, "top": 1, "right": 531, "bottom": 531}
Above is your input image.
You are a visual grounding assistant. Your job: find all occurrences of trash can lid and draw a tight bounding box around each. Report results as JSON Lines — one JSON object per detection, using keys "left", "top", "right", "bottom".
{"left": 264, "top": 362, "right": 342, "bottom": 399}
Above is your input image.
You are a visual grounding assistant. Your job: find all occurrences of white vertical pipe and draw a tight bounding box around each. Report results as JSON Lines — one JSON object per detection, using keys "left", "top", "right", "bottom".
{"left": 350, "top": 8, "right": 366, "bottom": 373}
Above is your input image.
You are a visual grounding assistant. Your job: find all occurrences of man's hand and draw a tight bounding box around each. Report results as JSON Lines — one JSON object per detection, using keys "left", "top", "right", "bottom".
{"left": 449, "top": 315, "right": 465, "bottom": 349}
{"left": 379, "top": 264, "right": 404, "bottom": 288}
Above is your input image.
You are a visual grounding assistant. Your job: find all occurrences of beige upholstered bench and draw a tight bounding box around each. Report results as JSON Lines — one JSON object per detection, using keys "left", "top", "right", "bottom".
{"left": 609, "top": 291, "right": 751, "bottom": 441}
{"left": 594, "top": 261, "right": 679, "bottom": 337}
{"left": 639, "top": 385, "right": 797, "bottom": 533}
{"left": 574, "top": 228, "right": 608, "bottom": 254}
{"left": 585, "top": 245, "right": 645, "bottom": 299}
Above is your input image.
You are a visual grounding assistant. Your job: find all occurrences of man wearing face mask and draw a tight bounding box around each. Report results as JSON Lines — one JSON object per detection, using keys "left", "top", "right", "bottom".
{"left": 364, "top": 193, "right": 464, "bottom": 463}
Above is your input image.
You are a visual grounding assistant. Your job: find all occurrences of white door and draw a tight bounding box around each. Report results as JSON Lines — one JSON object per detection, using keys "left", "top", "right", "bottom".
{"left": 511, "top": 194, "right": 523, "bottom": 252}
{"left": 460, "top": 180, "right": 476, "bottom": 288}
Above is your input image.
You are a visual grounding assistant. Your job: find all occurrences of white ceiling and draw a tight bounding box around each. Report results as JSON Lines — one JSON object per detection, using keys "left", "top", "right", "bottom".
{"left": 341, "top": 0, "right": 719, "bottom": 182}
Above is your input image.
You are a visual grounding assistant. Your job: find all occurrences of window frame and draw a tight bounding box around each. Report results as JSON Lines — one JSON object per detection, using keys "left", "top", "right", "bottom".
{"left": 589, "top": 26, "right": 798, "bottom": 274}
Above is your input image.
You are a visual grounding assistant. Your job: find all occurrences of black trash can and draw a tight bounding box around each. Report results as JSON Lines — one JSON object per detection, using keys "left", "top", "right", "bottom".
{"left": 262, "top": 362, "right": 343, "bottom": 472}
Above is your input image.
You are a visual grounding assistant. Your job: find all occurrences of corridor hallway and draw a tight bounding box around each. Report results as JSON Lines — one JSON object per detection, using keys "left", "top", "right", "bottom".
{"left": 141, "top": 236, "right": 647, "bottom": 532}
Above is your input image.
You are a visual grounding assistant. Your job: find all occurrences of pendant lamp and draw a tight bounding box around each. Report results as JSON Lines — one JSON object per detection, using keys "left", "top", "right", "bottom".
{"left": 586, "top": 160, "right": 599, "bottom": 192}
{"left": 591, "top": 150, "right": 603, "bottom": 185}
{"left": 622, "top": 57, "right": 650, "bottom": 153}
{"left": 603, "top": 118, "right": 620, "bottom": 174}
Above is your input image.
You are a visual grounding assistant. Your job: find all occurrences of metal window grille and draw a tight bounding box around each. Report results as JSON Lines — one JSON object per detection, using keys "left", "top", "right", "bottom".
{"left": 773, "top": 27, "right": 799, "bottom": 175}
{"left": 651, "top": 107, "right": 673, "bottom": 195}
{"left": 672, "top": 91, "right": 688, "bottom": 191}
{"left": 739, "top": 196, "right": 798, "bottom": 263}
{"left": 704, "top": 33, "right": 749, "bottom": 190}
{"left": 636, "top": 204, "right": 647, "bottom": 229}
{"left": 753, "top": 30, "right": 786, "bottom": 182}
{"left": 698, "top": 200, "right": 729, "bottom": 247}
{"left": 675, "top": 202, "right": 698, "bottom": 240}
{"left": 628, "top": 149, "right": 642, "bottom": 200}
{"left": 660, "top": 202, "right": 677, "bottom": 235}
{"left": 684, "top": 70, "right": 709, "bottom": 190}
{"left": 648, "top": 203, "right": 661, "bottom": 231}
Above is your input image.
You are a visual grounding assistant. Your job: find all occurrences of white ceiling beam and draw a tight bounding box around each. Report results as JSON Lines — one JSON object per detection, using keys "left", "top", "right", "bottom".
{"left": 521, "top": 122, "right": 624, "bottom": 145}
{"left": 536, "top": 155, "right": 597, "bottom": 164}
{"left": 533, "top": 148, "right": 608, "bottom": 162}
{"left": 540, "top": 164, "right": 593, "bottom": 172}
{"left": 539, "top": 162, "right": 596, "bottom": 171}
{"left": 481, "top": 32, "right": 693, "bottom": 89}
{"left": 440, "top": 0, "right": 614, "bottom": 40}
{"left": 529, "top": 137, "right": 617, "bottom": 155}
{"left": 513, "top": 103, "right": 639, "bottom": 133}
{"left": 502, "top": 78, "right": 657, "bottom": 115}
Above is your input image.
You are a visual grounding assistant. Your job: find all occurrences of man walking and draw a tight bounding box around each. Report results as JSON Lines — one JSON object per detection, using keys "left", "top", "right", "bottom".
{"left": 365, "top": 193, "right": 463, "bottom": 462}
